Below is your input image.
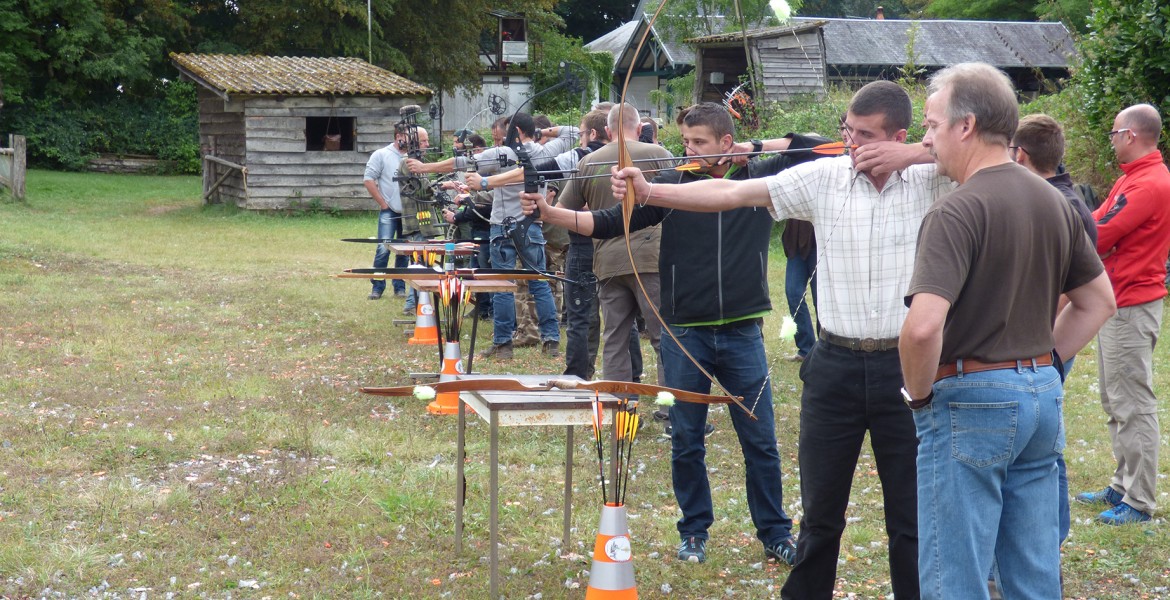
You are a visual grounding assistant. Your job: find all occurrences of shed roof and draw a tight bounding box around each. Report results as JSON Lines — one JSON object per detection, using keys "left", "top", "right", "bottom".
{"left": 169, "top": 53, "right": 433, "bottom": 99}
{"left": 789, "top": 17, "right": 1076, "bottom": 69}
{"left": 686, "top": 20, "right": 825, "bottom": 44}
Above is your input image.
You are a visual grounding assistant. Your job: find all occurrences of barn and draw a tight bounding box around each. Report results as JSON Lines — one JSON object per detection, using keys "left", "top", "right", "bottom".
{"left": 170, "top": 53, "right": 432, "bottom": 210}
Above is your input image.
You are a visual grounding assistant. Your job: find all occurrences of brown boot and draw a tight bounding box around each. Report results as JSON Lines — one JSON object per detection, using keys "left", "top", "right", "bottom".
{"left": 541, "top": 340, "right": 560, "bottom": 358}
{"left": 479, "top": 342, "right": 513, "bottom": 360}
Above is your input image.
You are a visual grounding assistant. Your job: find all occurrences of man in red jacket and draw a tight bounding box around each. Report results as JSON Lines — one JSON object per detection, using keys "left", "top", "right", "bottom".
{"left": 1077, "top": 103, "right": 1170, "bottom": 525}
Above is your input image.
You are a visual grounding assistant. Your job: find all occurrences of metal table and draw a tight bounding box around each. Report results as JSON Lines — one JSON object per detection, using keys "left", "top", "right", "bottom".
{"left": 454, "top": 374, "right": 623, "bottom": 599}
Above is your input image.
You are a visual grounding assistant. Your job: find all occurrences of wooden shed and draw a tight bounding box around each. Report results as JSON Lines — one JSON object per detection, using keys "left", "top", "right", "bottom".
{"left": 687, "top": 21, "right": 827, "bottom": 104}
{"left": 170, "top": 53, "right": 432, "bottom": 210}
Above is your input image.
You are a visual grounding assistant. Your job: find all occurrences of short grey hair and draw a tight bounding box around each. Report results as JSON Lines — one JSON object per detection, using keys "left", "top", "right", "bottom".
{"left": 928, "top": 62, "right": 1018, "bottom": 146}
{"left": 608, "top": 103, "right": 641, "bottom": 134}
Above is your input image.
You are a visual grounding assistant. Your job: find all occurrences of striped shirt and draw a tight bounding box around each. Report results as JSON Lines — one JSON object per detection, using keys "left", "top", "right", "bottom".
{"left": 765, "top": 155, "right": 953, "bottom": 339}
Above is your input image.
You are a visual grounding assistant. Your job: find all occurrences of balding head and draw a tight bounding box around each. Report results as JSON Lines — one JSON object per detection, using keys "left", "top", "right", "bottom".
{"left": 1118, "top": 104, "right": 1163, "bottom": 141}
{"left": 1112, "top": 103, "right": 1163, "bottom": 163}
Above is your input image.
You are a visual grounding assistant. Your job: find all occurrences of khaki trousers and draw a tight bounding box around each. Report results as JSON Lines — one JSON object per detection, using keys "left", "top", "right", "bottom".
{"left": 1097, "top": 298, "right": 1162, "bottom": 514}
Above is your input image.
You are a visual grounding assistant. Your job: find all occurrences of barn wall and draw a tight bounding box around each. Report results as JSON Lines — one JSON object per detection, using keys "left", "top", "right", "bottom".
{"left": 197, "top": 87, "right": 246, "bottom": 205}
{"left": 239, "top": 95, "right": 426, "bottom": 211}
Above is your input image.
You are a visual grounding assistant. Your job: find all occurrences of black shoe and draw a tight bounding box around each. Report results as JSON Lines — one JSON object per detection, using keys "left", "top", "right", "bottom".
{"left": 652, "top": 409, "right": 670, "bottom": 422}
{"left": 393, "top": 290, "right": 406, "bottom": 297}
{"left": 368, "top": 290, "right": 383, "bottom": 300}
{"left": 677, "top": 536, "right": 706, "bottom": 563}
{"left": 664, "top": 423, "right": 714, "bottom": 436}
{"left": 542, "top": 340, "right": 561, "bottom": 357}
{"left": 763, "top": 537, "right": 797, "bottom": 566}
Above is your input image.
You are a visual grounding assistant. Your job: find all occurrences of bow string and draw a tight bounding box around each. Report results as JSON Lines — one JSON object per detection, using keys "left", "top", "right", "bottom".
{"left": 616, "top": 0, "right": 754, "bottom": 419}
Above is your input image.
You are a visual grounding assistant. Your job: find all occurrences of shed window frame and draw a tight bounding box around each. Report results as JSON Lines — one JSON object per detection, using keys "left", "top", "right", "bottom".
{"left": 306, "top": 116, "right": 356, "bottom": 151}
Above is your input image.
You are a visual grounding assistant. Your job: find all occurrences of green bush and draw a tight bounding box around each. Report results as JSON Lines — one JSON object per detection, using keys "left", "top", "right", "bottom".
{"left": 0, "top": 81, "right": 200, "bottom": 174}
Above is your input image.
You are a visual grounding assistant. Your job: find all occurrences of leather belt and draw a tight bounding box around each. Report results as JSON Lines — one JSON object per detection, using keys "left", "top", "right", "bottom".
{"left": 935, "top": 354, "right": 1054, "bottom": 382}
{"left": 820, "top": 330, "right": 899, "bottom": 352}
{"left": 692, "top": 317, "right": 763, "bottom": 332}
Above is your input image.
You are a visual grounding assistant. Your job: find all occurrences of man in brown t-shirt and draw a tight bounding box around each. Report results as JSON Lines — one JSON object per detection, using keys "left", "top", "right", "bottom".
{"left": 899, "top": 63, "right": 1115, "bottom": 599}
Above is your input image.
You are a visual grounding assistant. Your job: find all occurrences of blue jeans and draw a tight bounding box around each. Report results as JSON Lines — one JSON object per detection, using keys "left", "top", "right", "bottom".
{"left": 563, "top": 241, "right": 599, "bottom": 379}
{"left": 373, "top": 209, "right": 407, "bottom": 295}
{"left": 489, "top": 224, "right": 559, "bottom": 346}
{"left": 915, "top": 365, "right": 1064, "bottom": 600}
{"left": 662, "top": 319, "right": 793, "bottom": 546}
{"left": 784, "top": 247, "right": 818, "bottom": 356}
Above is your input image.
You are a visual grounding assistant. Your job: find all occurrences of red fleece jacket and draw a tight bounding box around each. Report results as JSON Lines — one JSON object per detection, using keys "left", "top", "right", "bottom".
{"left": 1093, "top": 150, "right": 1170, "bottom": 307}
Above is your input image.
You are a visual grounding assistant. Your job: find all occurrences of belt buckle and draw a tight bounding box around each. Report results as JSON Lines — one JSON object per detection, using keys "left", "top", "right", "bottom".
{"left": 860, "top": 338, "right": 877, "bottom": 352}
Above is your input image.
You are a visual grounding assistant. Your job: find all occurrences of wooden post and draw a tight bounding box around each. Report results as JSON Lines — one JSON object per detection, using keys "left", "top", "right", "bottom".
{"left": 11, "top": 135, "right": 24, "bottom": 200}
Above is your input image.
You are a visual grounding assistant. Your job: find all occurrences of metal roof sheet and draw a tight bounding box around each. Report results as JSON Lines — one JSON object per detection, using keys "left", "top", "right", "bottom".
{"left": 790, "top": 18, "right": 1077, "bottom": 68}
{"left": 169, "top": 53, "right": 433, "bottom": 97}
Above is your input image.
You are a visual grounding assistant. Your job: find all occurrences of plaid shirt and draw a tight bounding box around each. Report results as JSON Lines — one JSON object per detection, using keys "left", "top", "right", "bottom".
{"left": 765, "top": 155, "right": 953, "bottom": 339}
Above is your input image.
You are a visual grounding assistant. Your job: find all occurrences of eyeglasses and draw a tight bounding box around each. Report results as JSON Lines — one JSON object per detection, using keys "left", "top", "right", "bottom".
{"left": 1008, "top": 145, "right": 1027, "bottom": 159}
{"left": 1107, "top": 129, "right": 1132, "bottom": 139}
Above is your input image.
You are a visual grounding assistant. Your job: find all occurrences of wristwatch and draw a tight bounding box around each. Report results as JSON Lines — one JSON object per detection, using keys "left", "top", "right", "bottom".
{"left": 900, "top": 386, "right": 933, "bottom": 410}
{"left": 750, "top": 139, "right": 764, "bottom": 154}
{"left": 480, "top": 177, "right": 489, "bottom": 191}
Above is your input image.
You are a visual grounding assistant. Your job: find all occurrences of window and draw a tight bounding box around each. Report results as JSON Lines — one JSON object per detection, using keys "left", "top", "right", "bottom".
{"left": 305, "top": 116, "right": 355, "bottom": 151}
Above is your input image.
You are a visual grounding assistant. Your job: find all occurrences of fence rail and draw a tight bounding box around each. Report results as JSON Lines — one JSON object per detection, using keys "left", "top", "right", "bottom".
{"left": 0, "top": 134, "right": 26, "bottom": 200}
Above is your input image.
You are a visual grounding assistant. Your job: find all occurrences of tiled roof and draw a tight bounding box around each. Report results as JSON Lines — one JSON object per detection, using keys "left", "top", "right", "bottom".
{"left": 169, "top": 53, "right": 432, "bottom": 97}
{"left": 686, "top": 21, "right": 825, "bottom": 44}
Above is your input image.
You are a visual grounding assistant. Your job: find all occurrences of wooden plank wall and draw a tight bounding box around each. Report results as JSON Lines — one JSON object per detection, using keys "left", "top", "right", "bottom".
{"left": 198, "top": 87, "right": 246, "bottom": 205}
{"left": 242, "top": 95, "right": 419, "bottom": 210}
{"left": 758, "top": 30, "right": 827, "bottom": 101}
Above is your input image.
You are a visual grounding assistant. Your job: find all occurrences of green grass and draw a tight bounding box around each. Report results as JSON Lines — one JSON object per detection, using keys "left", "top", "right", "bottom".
{"left": 1, "top": 169, "right": 1167, "bottom": 598}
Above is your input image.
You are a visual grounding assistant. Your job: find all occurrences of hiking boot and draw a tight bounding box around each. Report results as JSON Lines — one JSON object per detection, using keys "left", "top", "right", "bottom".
{"left": 677, "top": 536, "right": 707, "bottom": 563}
{"left": 1075, "top": 486, "right": 1123, "bottom": 507}
{"left": 479, "top": 342, "right": 513, "bottom": 360}
{"left": 542, "top": 340, "right": 561, "bottom": 357}
{"left": 652, "top": 409, "right": 671, "bottom": 422}
{"left": 664, "top": 423, "right": 715, "bottom": 437}
{"left": 393, "top": 289, "right": 406, "bottom": 297}
{"left": 368, "top": 290, "right": 383, "bottom": 300}
{"left": 764, "top": 537, "right": 798, "bottom": 566}
{"left": 1097, "top": 502, "right": 1151, "bottom": 525}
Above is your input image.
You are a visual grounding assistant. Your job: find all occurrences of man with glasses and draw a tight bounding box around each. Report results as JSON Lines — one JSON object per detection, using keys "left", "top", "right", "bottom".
{"left": 609, "top": 81, "right": 951, "bottom": 600}
{"left": 1077, "top": 103, "right": 1170, "bottom": 525}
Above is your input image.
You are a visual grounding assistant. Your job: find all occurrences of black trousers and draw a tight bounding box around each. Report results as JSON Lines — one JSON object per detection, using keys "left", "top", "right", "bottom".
{"left": 781, "top": 341, "right": 920, "bottom": 600}
{"left": 562, "top": 241, "right": 599, "bottom": 379}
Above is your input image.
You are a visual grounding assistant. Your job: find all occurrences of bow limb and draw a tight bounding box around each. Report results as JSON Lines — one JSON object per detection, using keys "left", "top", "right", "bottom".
{"left": 361, "top": 378, "right": 553, "bottom": 397}
{"left": 546, "top": 379, "right": 742, "bottom": 405}
{"left": 616, "top": 0, "right": 758, "bottom": 420}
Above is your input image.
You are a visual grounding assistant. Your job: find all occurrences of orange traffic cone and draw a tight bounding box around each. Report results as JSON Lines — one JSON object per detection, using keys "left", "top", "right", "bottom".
{"left": 585, "top": 503, "right": 637, "bottom": 599}
{"left": 407, "top": 292, "right": 440, "bottom": 345}
{"left": 427, "top": 340, "right": 463, "bottom": 415}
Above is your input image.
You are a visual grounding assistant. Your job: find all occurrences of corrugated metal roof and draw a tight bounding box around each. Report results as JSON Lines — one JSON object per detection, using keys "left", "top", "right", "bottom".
{"left": 791, "top": 18, "right": 1077, "bottom": 69}
{"left": 686, "top": 21, "right": 825, "bottom": 44}
{"left": 169, "top": 53, "right": 433, "bottom": 97}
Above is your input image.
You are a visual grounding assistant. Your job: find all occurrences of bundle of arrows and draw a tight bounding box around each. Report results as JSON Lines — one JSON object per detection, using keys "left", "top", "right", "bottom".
{"left": 592, "top": 395, "right": 640, "bottom": 506}
{"left": 436, "top": 276, "right": 470, "bottom": 342}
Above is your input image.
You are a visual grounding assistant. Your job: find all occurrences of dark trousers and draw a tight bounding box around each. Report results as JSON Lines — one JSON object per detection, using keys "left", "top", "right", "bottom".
{"left": 563, "top": 242, "right": 600, "bottom": 379}
{"left": 781, "top": 341, "right": 920, "bottom": 600}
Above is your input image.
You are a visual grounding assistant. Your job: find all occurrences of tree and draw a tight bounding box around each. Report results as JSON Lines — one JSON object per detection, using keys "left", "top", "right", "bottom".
{"left": 799, "top": 0, "right": 927, "bottom": 19}
{"left": 924, "top": 0, "right": 1034, "bottom": 20}
{"left": 1076, "top": 0, "right": 1170, "bottom": 146}
{"left": 556, "top": 0, "right": 638, "bottom": 44}
{"left": 656, "top": 0, "right": 786, "bottom": 42}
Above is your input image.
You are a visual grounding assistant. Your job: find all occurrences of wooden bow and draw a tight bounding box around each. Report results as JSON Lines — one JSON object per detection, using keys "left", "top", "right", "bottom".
{"left": 361, "top": 378, "right": 742, "bottom": 405}
{"left": 616, "top": 0, "right": 758, "bottom": 419}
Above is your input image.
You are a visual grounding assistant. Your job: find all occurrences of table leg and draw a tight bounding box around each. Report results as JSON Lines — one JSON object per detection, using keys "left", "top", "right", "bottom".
{"left": 490, "top": 410, "right": 499, "bottom": 599}
{"left": 563, "top": 425, "right": 573, "bottom": 550}
{"left": 466, "top": 307, "right": 479, "bottom": 374}
{"left": 456, "top": 394, "right": 466, "bottom": 553}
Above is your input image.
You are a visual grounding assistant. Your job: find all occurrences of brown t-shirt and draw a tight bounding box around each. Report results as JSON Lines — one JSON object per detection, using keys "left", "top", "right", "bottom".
{"left": 558, "top": 140, "right": 674, "bottom": 279}
{"left": 906, "top": 162, "right": 1104, "bottom": 363}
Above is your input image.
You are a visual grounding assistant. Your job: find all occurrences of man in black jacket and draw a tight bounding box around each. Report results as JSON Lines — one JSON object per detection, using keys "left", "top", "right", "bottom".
{"left": 522, "top": 103, "right": 827, "bottom": 567}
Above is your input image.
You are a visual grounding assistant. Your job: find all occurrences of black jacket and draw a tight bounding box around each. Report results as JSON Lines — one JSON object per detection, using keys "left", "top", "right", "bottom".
{"left": 590, "top": 133, "right": 830, "bottom": 324}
